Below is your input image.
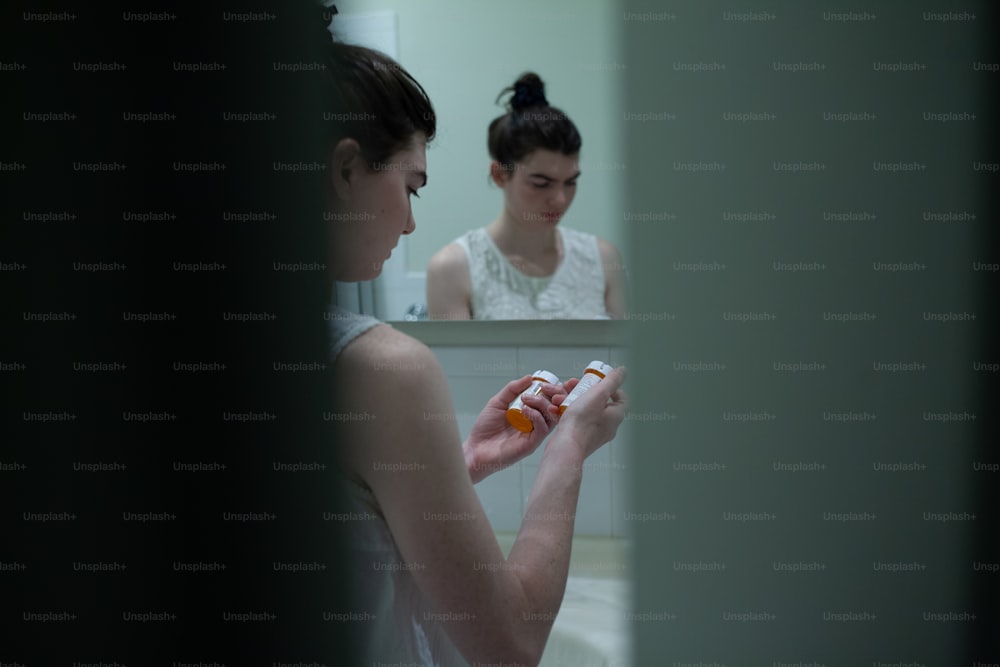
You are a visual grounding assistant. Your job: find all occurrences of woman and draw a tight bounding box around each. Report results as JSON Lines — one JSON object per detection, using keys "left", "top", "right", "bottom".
{"left": 426, "top": 72, "right": 628, "bottom": 320}
{"left": 324, "top": 34, "right": 628, "bottom": 667}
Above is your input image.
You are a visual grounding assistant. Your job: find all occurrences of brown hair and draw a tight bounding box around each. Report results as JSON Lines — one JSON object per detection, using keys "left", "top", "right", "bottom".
{"left": 487, "top": 72, "right": 581, "bottom": 170}
{"left": 322, "top": 32, "right": 436, "bottom": 166}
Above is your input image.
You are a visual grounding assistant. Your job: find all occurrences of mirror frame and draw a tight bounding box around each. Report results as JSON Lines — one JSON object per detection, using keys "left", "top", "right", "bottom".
{"left": 388, "top": 319, "right": 628, "bottom": 347}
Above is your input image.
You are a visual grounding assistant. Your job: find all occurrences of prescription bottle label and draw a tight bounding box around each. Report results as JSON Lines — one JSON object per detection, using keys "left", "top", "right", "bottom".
{"left": 558, "top": 361, "right": 613, "bottom": 415}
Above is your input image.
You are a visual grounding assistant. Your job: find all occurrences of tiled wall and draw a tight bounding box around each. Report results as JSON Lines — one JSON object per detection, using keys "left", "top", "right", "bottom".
{"left": 431, "top": 344, "right": 632, "bottom": 537}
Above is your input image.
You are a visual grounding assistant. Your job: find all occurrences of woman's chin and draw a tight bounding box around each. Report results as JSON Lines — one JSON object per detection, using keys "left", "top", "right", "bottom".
{"left": 334, "top": 264, "right": 383, "bottom": 283}
{"left": 369, "top": 259, "right": 389, "bottom": 279}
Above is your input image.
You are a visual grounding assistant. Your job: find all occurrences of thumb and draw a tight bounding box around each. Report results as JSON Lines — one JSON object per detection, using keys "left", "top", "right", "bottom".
{"left": 488, "top": 375, "right": 536, "bottom": 410}
{"left": 569, "top": 366, "right": 627, "bottom": 410}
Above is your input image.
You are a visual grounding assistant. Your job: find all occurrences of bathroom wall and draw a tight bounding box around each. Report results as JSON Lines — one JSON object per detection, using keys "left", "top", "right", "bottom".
{"left": 430, "top": 342, "right": 631, "bottom": 537}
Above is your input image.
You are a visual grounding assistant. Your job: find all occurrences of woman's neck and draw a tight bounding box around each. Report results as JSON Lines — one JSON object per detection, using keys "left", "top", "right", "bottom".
{"left": 487, "top": 210, "right": 560, "bottom": 259}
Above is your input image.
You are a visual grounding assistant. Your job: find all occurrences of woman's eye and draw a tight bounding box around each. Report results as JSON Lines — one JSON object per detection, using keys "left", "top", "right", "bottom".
{"left": 408, "top": 189, "right": 420, "bottom": 199}
{"left": 532, "top": 182, "right": 549, "bottom": 189}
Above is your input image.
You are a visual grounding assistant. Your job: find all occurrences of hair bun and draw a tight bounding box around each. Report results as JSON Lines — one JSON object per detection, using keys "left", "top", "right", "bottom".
{"left": 509, "top": 72, "right": 548, "bottom": 110}
{"left": 488, "top": 71, "right": 580, "bottom": 168}
{"left": 318, "top": 2, "right": 338, "bottom": 29}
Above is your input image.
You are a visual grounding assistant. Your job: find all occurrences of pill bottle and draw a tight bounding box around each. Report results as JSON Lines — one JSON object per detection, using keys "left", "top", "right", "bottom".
{"left": 558, "top": 361, "right": 614, "bottom": 415}
{"left": 506, "top": 370, "right": 560, "bottom": 432}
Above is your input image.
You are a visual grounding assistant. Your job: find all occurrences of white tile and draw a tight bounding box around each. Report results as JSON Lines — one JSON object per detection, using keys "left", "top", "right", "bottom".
{"left": 576, "top": 462, "right": 613, "bottom": 537}
{"left": 584, "top": 438, "right": 613, "bottom": 469}
{"left": 445, "top": 376, "right": 509, "bottom": 414}
{"left": 609, "top": 422, "right": 634, "bottom": 537}
{"left": 455, "top": 413, "right": 478, "bottom": 442}
{"left": 610, "top": 419, "right": 633, "bottom": 451}
{"left": 608, "top": 346, "right": 631, "bottom": 368}
{"left": 431, "top": 346, "right": 518, "bottom": 377}
{"left": 611, "top": 451, "right": 633, "bottom": 539}
{"left": 519, "top": 429, "right": 559, "bottom": 467}
{"left": 474, "top": 462, "right": 523, "bottom": 533}
{"left": 521, "top": 464, "right": 539, "bottom": 508}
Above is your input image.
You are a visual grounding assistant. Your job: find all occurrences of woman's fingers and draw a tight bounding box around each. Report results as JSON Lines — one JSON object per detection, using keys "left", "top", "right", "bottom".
{"left": 523, "top": 402, "right": 551, "bottom": 434}
{"left": 538, "top": 378, "right": 580, "bottom": 396}
{"left": 488, "top": 375, "right": 536, "bottom": 410}
{"left": 521, "top": 394, "right": 555, "bottom": 428}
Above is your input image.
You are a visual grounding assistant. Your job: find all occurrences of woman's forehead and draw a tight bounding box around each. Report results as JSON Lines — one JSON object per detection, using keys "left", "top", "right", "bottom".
{"left": 519, "top": 150, "right": 580, "bottom": 176}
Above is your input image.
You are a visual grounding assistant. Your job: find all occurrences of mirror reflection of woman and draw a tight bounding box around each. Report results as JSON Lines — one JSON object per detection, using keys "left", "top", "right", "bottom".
{"left": 427, "top": 73, "right": 628, "bottom": 321}
{"left": 324, "top": 28, "right": 628, "bottom": 667}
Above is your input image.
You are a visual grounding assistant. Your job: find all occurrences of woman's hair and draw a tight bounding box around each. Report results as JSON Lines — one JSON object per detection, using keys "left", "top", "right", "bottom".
{"left": 321, "top": 21, "right": 436, "bottom": 166}
{"left": 487, "top": 72, "right": 581, "bottom": 170}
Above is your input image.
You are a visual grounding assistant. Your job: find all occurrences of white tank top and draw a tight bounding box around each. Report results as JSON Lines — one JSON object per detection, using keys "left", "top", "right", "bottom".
{"left": 454, "top": 227, "right": 607, "bottom": 319}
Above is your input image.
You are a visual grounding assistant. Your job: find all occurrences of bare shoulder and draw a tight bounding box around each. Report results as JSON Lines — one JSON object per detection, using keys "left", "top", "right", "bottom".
{"left": 333, "top": 323, "right": 456, "bottom": 482}
{"left": 335, "top": 322, "right": 438, "bottom": 381}
{"left": 595, "top": 237, "right": 628, "bottom": 318}
{"left": 427, "top": 241, "right": 469, "bottom": 278}
{"left": 337, "top": 321, "right": 427, "bottom": 360}
{"left": 596, "top": 237, "right": 623, "bottom": 263}
{"left": 426, "top": 242, "right": 473, "bottom": 320}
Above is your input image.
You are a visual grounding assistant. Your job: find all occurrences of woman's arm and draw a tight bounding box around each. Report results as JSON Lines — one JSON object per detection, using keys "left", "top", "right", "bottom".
{"left": 335, "top": 324, "right": 626, "bottom": 666}
{"left": 426, "top": 242, "right": 473, "bottom": 320}
{"left": 598, "top": 238, "right": 628, "bottom": 319}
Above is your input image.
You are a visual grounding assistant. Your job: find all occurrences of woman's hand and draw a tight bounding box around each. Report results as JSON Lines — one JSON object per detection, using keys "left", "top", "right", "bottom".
{"left": 552, "top": 366, "right": 628, "bottom": 460}
{"left": 463, "top": 375, "right": 572, "bottom": 483}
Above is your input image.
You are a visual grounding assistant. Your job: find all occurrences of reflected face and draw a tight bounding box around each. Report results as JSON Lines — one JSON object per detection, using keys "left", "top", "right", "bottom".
{"left": 330, "top": 137, "right": 427, "bottom": 281}
{"left": 495, "top": 150, "right": 580, "bottom": 226}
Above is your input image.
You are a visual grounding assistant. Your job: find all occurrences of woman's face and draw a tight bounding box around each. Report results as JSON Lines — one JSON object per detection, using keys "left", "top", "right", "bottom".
{"left": 495, "top": 150, "right": 580, "bottom": 227}
{"left": 329, "top": 137, "right": 427, "bottom": 281}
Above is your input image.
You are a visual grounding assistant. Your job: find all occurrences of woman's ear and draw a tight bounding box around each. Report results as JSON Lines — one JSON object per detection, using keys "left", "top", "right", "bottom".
{"left": 330, "top": 138, "right": 363, "bottom": 202}
{"left": 489, "top": 160, "right": 509, "bottom": 188}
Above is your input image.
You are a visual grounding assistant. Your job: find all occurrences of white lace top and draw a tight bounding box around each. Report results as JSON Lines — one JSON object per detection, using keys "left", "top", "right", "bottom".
{"left": 454, "top": 227, "right": 607, "bottom": 320}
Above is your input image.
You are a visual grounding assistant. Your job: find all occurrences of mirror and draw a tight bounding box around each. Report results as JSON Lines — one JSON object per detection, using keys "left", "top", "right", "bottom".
{"left": 331, "top": 0, "right": 628, "bottom": 326}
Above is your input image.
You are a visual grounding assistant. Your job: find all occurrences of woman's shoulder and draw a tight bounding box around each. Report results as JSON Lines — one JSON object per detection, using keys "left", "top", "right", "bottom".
{"left": 328, "top": 306, "right": 382, "bottom": 361}
{"left": 561, "top": 227, "right": 617, "bottom": 258}
{"left": 337, "top": 321, "right": 435, "bottom": 375}
{"left": 454, "top": 227, "right": 500, "bottom": 252}
{"left": 595, "top": 236, "right": 622, "bottom": 259}
{"left": 427, "top": 237, "right": 473, "bottom": 282}
{"left": 562, "top": 227, "right": 620, "bottom": 251}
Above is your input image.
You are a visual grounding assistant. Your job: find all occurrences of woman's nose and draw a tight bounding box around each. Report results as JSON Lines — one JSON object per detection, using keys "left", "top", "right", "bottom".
{"left": 403, "top": 210, "right": 416, "bottom": 235}
{"left": 550, "top": 188, "right": 568, "bottom": 206}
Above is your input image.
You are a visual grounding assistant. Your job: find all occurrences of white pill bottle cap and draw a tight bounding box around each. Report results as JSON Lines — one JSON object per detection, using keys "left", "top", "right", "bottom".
{"left": 532, "top": 370, "right": 560, "bottom": 383}
{"left": 584, "top": 361, "right": 614, "bottom": 376}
